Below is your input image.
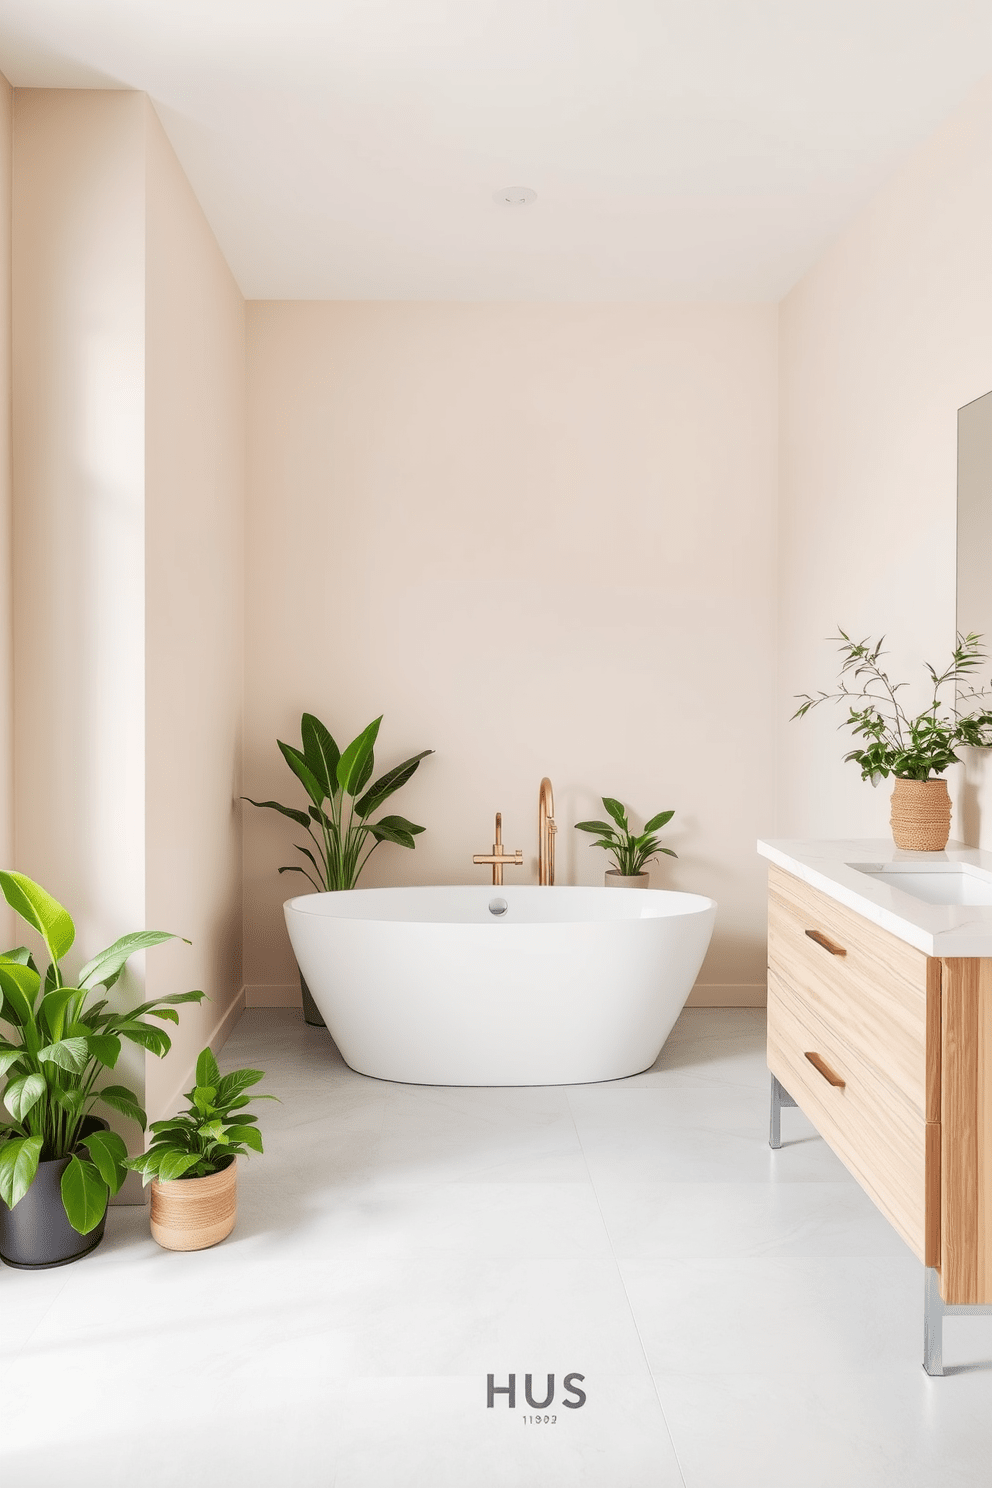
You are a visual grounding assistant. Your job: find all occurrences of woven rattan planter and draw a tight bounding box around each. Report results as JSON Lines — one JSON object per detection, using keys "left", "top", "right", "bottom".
{"left": 150, "top": 1159, "right": 237, "bottom": 1252}
{"left": 889, "top": 777, "right": 952, "bottom": 852}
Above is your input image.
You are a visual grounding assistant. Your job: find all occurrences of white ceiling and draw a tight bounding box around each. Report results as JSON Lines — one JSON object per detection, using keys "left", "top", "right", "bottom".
{"left": 1, "top": 1, "right": 991, "bottom": 301}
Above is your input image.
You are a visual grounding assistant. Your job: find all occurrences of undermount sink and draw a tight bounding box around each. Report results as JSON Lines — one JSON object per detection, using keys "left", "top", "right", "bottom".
{"left": 850, "top": 861, "right": 992, "bottom": 906}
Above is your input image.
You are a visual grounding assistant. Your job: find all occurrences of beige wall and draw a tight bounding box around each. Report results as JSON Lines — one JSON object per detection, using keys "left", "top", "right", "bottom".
{"left": 143, "top": 103, "right": 246, "bottom": 1116}
{"left": 0, "top": 73, "right": 11, "bottom": 939}
{"left": 245, "top": 302, "right": 779, "bottom": 1006}
{"left": 10, "top": 91, "right": 245, "bottom": 1143}
{"left": 778, "top": 74, "right": 992, "bottom": 845}
{"left": 12, "top": 91, "right": 148, "bottom": 1023}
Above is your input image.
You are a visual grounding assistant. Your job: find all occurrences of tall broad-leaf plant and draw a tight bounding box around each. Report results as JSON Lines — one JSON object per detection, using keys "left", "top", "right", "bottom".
{"left": 0, "top": 872, "right": 203, "bottom": 1235}
{"left": 244, "top": 712, "right": 433, "bottom": 891}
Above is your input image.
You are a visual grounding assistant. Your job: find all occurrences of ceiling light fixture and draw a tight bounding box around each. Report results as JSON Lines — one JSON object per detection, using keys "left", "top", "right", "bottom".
{"left": 494, "top": 187, "right": 537, "bottom": 206}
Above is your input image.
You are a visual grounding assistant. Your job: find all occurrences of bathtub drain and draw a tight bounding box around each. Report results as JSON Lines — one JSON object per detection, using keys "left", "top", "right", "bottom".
{"left": 488, "top": 897, "right": 508, "bottom": 916}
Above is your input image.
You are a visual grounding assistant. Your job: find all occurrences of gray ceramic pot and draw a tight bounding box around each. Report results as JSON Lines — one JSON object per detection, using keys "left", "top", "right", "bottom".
{"left": 604, "top": 870, "right": 650, "bottom": 888}
{"left": 0, "top": 1116, "right": 109, "bottom": 1270}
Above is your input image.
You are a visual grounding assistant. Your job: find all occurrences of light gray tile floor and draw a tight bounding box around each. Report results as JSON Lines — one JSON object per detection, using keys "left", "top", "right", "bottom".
{"left": 3, "top": 1006, "right": 991, "bottom": 1487}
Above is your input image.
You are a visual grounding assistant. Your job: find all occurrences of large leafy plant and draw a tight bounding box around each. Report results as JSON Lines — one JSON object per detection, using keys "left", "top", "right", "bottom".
{"left": 127, "top": 1047, "right": 275, "bottom": 1184}
{"left": 575, "top": 798, "right": 677, "bottom": 876}
{"left": 793, "top": 630, "right": 992, "bottom": 781}
{"left": 0, "top": 872, "right": 203, "bottom": 1234}
{"left": 244, "top": 712, "right": 433, "bottom": 891}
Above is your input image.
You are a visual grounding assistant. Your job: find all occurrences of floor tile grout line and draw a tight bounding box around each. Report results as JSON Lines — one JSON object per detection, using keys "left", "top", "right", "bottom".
{"left": 565, "top": 1080, "right": 691, "bottom": 1488}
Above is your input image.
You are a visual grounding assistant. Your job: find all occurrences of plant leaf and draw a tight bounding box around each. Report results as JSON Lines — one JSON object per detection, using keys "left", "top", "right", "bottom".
{"left": 114, "top": 989, "right": 204, "bottom": 1021}
{"left": 374, "top": 814, "right": 425, "bottom": 836}
{"left": 300, "top": 714, "right": 341, "bottom": 798}
{"left": 0, "top": 1049, "right": 24, "bottom": 1078}
{"left": 38, "top": 985, "right": 78, "bottom": 1041}
{"left": 80, "top": 1129, "right": 129, "bottom": 1195}
{"left": 50, "top": 1086, "right": 84, "bottom": 1116}
{"left": 193, "top": 1085, "right": 218, "bottom": 1115}
{"left": 60, "top": 1156, "right": 108, "bottom": 1235}
{"left": 215, "top": 1068, "right": 265, "bottom": 1101}
{"left": 114, "top": 1023, "right": 171, "bottom": 1058}
{"left": 147, "top": 1007, "right": 179, "bottom": 1024}
{"left": 278, "top": 741, "right": 326, "bottom": 806}
{"left": 96, "top": 1084, "right": 147, "bottom": 1130}
{"left": 4, "top": 1072, "right": 46, "bottom": 1122}
{"left": 124, "top": 1148, "right": 165, "bottom": 1184}
{"left": 602, "top": 798, "right": 629, "bottom": 832}
{"left": 78, "top": 931, "right": 183, "bottom": 992}
{"left": 157, "top": 1151, "right": 203, "bottom": 1182}
{"left": 354, "top": 750, "right": 433, "bottom": 820}
{"left": 277, "top": 865, "right": 323, "bottom": 889}
{"left": 37, "top": 1036, "right": 89, "bottom": 1074}
{"left": 573, "top": 821, "right": 617, "bottom": 836}
{"left": 369, "top": 821, "right": 415, "bottom": 849}
{"left": 1, "top": 946, "right": 37, "bottom": 969}
{"left": 226, "top": 1124, "right": 263, "bottom": 1153}
{"left": 0, "top": 959, "right": 41, "bottom": 1026}
{"left": 87, "top": 1034, "right": 121, "bottom": 1069}
{"left": 643, "top": 810, "right": 675, "bottom": 833}
{"left": 0, "top": 1134, "right": 43, "bottom": 1208}
{"left": 0, "top": 872, "right": 75, "bottom": 965}
{"left": 196, "top": 1047, "right": 221, "bottom": 1088}
{"left": 240, "top": 797, "right": 312, "bottom": 829}
{"left": 336, "top": 717, "right": 382, "bottom": 797}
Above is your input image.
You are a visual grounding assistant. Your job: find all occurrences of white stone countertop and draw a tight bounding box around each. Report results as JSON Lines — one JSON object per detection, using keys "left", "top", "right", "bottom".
{"left": 757, "top": 837, "right": 992, "bottom": 957}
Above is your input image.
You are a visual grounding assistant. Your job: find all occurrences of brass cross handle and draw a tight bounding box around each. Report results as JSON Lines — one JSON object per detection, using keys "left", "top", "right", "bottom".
{"left": 473, "top": 812, "right": 523, "bottom": 886}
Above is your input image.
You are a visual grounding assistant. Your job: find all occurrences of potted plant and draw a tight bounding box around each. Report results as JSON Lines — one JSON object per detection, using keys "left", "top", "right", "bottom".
{"left": 793, "top": 630, "right": 992, "bottom": 851}
{"left": 126, "top": 1046, "right": 275, "bottom": 1251}
{"left": 0, "top": 871, "right": 203, "bottom": 1269}
{"left": 575, "top": 798, "right": 677, "bottom": 887}
{"left": 244, "top": 711, "right": 432, "bottom": 1024}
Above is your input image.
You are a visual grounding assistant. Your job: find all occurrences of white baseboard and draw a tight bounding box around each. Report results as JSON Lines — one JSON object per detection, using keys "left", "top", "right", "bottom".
{"left": 686, "top": 984, "right": 766, "bottom": 1007}
{"left": 246, "top": 983, "right": 302, "bottom": 1007}
{"left": 150, "top": 986, "right": 247, "bottom": 1126}
{"left": 114, "top": 988, "right": 248, "bottom": 1208}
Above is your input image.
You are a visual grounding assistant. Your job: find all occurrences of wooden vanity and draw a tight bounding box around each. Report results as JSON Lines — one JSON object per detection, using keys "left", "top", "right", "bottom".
{"left": 759, "top": 839, "right": 992, "bottom": 1374}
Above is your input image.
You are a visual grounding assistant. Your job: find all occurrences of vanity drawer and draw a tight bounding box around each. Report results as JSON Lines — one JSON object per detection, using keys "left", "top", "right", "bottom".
{"left": 767, "top": 866, "right": 928, "bottom": 1119}
{"left": 768, "top": 966, "right": 926, "bottom": 1259}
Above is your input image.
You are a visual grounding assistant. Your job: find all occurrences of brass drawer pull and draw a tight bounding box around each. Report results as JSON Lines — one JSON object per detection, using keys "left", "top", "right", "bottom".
{"left": 805, "top": 928, "right": 846, "bottom": 957}
{"left": 805, "top": 1051, "right": 845, "bottom": 1088}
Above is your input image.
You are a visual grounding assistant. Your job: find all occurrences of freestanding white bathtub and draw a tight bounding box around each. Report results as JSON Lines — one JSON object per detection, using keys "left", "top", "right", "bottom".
{"left": 284, "top": 885, "right": 716, "bottom": 1086}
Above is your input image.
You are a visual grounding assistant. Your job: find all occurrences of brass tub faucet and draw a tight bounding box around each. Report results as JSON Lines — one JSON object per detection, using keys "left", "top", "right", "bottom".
{"left": 473, "top": 812, "right": 523, "bottom": 886}
{"left": 539, "top": 777, "right": 556, "bottom": 886}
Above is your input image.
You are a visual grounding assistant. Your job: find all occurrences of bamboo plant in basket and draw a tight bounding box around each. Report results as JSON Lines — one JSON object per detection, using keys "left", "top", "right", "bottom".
{"left": 792, "top": 630, "right": 992, "bottom": 851}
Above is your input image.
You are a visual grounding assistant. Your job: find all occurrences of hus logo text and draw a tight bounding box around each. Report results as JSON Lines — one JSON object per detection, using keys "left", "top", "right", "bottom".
{"left": 486, "top": 1373, "right": 586, "bottom": 1409}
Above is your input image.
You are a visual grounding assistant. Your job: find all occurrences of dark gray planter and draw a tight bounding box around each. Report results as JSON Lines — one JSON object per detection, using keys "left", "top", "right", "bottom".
{"left": 0, "top": 1117, "right": 109, "bottom": 1270}
{"left": 300, "top": 971, "right": 326, "bottom": 1028}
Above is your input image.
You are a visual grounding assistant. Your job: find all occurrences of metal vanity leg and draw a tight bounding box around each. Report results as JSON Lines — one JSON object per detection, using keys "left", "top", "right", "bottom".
{"left": 923, "top": 1265, "right": 992, "bottom": 1376}
{"left": 923, "top": 1268, "right": 944, "bottom": 1376}
{"left": 769, "top": 1074, "right": 797, "bottom": 1149}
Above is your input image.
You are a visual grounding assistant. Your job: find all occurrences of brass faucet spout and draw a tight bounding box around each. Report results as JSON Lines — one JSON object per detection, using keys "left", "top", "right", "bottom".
{"left": 539, "top": 777, "right": 556, "bottom": 886}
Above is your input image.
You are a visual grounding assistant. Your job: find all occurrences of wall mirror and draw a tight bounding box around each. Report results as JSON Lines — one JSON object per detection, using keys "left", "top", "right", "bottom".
{"left": 957, "top": 390, "right": 992, "bottom": 655}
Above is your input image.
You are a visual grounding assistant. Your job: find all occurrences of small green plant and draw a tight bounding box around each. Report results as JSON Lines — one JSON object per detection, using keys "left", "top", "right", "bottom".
{"left": 0, "top": 872, "right": 203, "bottom": 1234}
{"left": 793, "top": 630, "right": 992, "bottom": 782}
{"left": 244, "top": 712, "right": 433, "bottom": 892}
{"left": 126, "top": 1047, "right": 276, "bottom": 1184}
{"left": 575, "top": 798, "right": 677, "bottom": 876}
